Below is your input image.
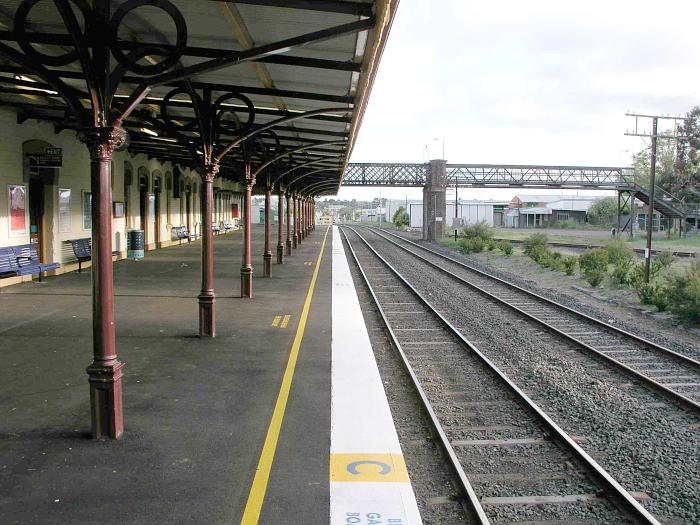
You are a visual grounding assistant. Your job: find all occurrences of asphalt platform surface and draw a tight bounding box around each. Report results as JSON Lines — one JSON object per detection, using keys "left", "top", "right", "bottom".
{"left": 0, "top": 224, "right": 332, "bottom": 524}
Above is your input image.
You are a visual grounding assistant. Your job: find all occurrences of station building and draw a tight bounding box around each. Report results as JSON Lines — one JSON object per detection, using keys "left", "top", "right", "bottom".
{"left": 0, "top": 107, "right": 244, "bottom": 287}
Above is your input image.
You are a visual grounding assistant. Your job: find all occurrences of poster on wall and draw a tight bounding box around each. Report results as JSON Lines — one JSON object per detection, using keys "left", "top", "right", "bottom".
{"left": 8, "top": 184, "right": 27, "bottom": 237}
{"left": 59, "top": 188, "right": 71, "bottom": 233}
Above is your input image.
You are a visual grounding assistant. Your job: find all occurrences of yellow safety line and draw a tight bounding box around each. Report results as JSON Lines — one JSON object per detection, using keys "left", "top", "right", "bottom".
{"left": 240, "top": 225, "right": 331, "bottom": 524}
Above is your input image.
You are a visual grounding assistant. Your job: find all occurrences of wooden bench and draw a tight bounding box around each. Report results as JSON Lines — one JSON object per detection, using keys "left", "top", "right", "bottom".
{"left": 212, "top": 223, "right": 221, "bottom": 235}
{"left": 0, "top": 243, "right": 60, "bottom": 282}
{"left": 68, "top": 238, "right": 119, "bottom": 273}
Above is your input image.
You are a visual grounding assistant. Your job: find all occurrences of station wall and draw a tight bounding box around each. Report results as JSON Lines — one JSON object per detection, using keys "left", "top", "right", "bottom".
{"left": 0, "top": 108, "right": 243, "bottom": 283}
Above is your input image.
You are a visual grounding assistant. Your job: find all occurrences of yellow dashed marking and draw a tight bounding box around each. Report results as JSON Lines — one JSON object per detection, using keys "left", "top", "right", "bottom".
{"left": 330, "top": 453, "right": 410, "bottom": 483}
{"left": 280, "top": 315, "right": 291, "bottom": 328}
{"left": 271, "top": 316, "right": 281, "bottom": 327}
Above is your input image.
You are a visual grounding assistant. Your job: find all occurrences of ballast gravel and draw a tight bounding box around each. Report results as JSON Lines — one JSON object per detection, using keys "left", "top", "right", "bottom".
{"left": 359, "top": 228, "right": 700, "bottom": 524}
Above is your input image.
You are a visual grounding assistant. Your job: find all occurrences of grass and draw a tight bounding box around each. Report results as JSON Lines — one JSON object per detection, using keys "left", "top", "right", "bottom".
{"left": 492, "top": 228, "right": 700, "bottom": 255}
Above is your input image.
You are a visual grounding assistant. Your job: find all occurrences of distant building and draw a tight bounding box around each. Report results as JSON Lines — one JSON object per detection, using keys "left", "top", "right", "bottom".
{"left": 504, "top": 194, "right": 602, "bottom": 228}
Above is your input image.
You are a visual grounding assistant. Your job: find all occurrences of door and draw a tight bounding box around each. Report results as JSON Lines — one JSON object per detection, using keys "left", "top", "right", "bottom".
{"left": 28, "top": 178, "right": 45, "bottom": 261}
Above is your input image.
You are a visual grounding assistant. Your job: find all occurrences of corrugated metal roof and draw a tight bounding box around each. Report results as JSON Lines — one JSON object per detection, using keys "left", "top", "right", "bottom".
{"left": 0, "top": 0, "right": 397, "bottom": 194}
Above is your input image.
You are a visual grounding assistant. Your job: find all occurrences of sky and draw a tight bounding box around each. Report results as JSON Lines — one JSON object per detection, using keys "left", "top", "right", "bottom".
{"left": 335, "top": 0, "right": 700, "bottom": 203}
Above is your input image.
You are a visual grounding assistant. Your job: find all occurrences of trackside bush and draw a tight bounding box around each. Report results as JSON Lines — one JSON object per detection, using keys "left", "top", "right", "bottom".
{"left": 459, "top": 237, "right": 485, "bottom": 253}
{"left": 461, "top": 221, "right": 493, "bottom": 241}
{"left": 669, "top": 261, "right": 700, "bottom": 324}
{"left": 523, "top": 233, "right": 548, "bottom": 257}
{"left": 579, "top": 248, "right": 609, "bottom": 287}
{"left": 606, "top": 239, "right": 635, "bottom": 285}
{"left": 498, "top": 240, "right": 513, "bottom": 255}
{"left": 562, "top": 255, "right": 578, "bottom": 275}
{"left": 605, "top": 239, "right": 634, "bottom": 266}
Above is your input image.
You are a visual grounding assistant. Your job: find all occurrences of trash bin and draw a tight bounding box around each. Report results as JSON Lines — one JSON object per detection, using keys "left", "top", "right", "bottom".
{"left": 127, "top": 229, "right": 145, "bottom": 259}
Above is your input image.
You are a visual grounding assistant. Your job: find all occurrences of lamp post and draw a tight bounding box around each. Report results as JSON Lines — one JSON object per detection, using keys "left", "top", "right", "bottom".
{"left": 434, "top": 137, "right": 445, "bottom": 159}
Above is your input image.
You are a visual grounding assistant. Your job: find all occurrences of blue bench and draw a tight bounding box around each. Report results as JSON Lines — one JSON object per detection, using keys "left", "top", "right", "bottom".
{"left": 68, "top": 238, "right": 119, "bottom": 273}
{"left": 172, "top": 226, "right": 195, "bottom": 244}
{"left": 0, "top": 243, "right": 60, "bottom": 282}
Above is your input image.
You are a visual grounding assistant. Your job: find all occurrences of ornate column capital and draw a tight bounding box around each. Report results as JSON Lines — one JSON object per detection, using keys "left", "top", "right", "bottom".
{"left": 80, "top": 126, "right": 128, "bottom": 160}
{"left": 202, "top": 163, "right": 220, "bottom": 182}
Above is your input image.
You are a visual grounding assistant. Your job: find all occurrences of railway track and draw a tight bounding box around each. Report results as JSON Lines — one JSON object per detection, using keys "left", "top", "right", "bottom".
{"left": 341, "top": 225, "right": 660, "bottom": 525}
{"left": 365, "top": 226, "right": 700, "bottom": 414}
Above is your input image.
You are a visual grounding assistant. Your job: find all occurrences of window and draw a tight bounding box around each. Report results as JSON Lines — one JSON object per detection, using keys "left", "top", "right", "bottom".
{"left": 58, "top": 188, "right": 71, "bottom": 232}
{"left": 557, "top": 212, "right": 570, "bottom": 221}
{"left": 82, "top": 191, "right": 92, "bottom": 229}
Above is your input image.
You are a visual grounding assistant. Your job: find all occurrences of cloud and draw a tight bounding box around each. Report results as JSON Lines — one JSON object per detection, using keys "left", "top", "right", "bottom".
{"left": 350, "top": 0, "right": 700, "bottom": 175}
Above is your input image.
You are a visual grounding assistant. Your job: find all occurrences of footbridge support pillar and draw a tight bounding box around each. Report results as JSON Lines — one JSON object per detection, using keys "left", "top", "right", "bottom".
{"left": 423, "top": 159, "right": 447, "bottom": 241}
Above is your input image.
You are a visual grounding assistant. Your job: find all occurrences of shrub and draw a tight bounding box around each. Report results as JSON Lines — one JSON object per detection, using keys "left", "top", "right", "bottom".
{"left": 529, "top": 245, "right": 549, "bottom": 265}
{"left": 498, "top": 240, "right": 513, "bottom": 255}
{"left": 605, "top": 239, "right": 634, "bottom": 266}
{"left": 669, "top": 261, "right": 700, "bottom": 324}
{"left": 587, "top": 196, "right": 618, "bottom": 226}
{"left": 486, "top": 239, "right": 497, "bottom": 251}
{"left": 612, "top": 257, "right": 635, "bottom": 285}
{"left": 579, "top": 248, "right": 609, "bottom": 287}
{"left": 461, "top": 221, "right": 493, "bottom": 241}
{"left": 459, "top": 237, "right": 485, "bottom": 253}
{"left": 392, "top": 206, "right": 409, "bottom": 228}
{"left": 636, "top": 280, "right": 671, "bottom": 311}
{"left": 545, "top": 251, "right": 565, "bottom": 272}
{"left": 523, "top": 233, "right": 548, "bottom": 257}
{"left": 653, "top": 250, "right": 674, "bottom": 271}
{"left": 562, "top": 255, "right": 578, "bottom": 276}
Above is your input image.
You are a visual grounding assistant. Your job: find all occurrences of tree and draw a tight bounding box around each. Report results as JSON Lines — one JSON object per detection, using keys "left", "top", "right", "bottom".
{"left": 392, "top": 206, "right": 409, "bottom": 228}
{"left": 675, "top": 106, "right": 700, "bottom": 202}
{"left": 631, "top": 106, "right": 700, "bottom": 203}
{"left": 587, "top": 197, "right": 618, "bottom": 226}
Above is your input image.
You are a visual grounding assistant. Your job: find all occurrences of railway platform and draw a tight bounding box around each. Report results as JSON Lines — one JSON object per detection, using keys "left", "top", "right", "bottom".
{"left": 0, "top": 225, "right": 420, "bottom": 524}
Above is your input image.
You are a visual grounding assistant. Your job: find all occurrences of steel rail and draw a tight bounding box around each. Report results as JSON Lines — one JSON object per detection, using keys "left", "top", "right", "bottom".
{"left": 374, "top": 227, "right": 700, "bottom": 371}
{"left": 366, "top": 227, "right": 700, "bottom": 414}
{"left": 339, "top": 227, "right": 490, "bottom": 525}
{"left": 341, "top": 226, "right": 661, "bottom": 525}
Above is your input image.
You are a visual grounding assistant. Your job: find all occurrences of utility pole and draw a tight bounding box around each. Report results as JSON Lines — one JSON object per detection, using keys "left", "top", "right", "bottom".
{"left": 644, "top": 117, "right": 658, "bottom": 283}
{"left": 625, "top": 112, "right": 687, "bottom": 283}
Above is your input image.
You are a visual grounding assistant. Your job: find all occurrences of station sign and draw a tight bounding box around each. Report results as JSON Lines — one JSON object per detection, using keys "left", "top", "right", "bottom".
{"left": 26, "top": 147, "right": 63, "bottom": 167}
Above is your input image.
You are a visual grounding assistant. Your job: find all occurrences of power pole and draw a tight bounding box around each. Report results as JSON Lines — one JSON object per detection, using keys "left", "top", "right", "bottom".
{"left": 625, "top": 112, "right": 687, "bottom": 283}
{"left": 644, "top": 117, "right": 658, "bottom": 283}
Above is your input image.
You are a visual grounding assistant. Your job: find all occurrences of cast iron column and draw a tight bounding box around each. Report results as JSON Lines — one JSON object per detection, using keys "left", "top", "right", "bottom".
{"left": 82, "top": 127, "right": 125, "bottom": 440}
{"left": 198, "top": 163, "right": 218, "bottom": 337}
{"left": 292, "top": 194, "right": 298, "bottom": 249}
{"left": 285, "top": 192, "right": 292, "bottom": 255}
{"left": 301, "top": 197, "right": 306, "bottom": 239}
{"left": 263, "top": 183, "right": 272, "bottom": 277}
{"left": 277, "top": 186, "right": 284, "bottom": 263}
{"left": 241, "top": 167, "right": 254, "bottom": 298}
{"left": 298, "top": 196, "right": 303, "bottom": 244}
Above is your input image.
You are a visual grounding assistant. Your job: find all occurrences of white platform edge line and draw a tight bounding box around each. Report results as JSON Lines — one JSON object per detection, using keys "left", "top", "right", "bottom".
{"left": 330, "top": 226, "right": 423, "bottom": 525}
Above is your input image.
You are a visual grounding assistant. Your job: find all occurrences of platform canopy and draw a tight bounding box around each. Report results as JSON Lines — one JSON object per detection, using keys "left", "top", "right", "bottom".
{"left": 0, "top": 0, "right": 397, "bottom": 195}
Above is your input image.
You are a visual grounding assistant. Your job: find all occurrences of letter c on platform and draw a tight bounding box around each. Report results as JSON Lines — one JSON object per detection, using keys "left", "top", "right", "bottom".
{"left": 347, "top": 460, "right": 391, "bottom": 475}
